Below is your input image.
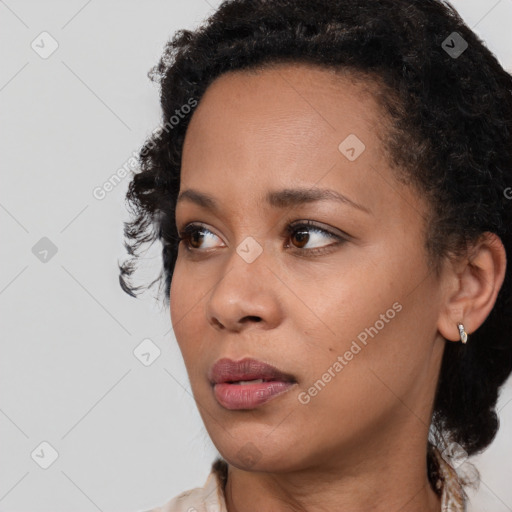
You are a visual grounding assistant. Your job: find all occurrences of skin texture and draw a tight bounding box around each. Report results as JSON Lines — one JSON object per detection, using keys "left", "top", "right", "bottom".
{"left": 169, "top": 62, "right": 507, "bottom": 512}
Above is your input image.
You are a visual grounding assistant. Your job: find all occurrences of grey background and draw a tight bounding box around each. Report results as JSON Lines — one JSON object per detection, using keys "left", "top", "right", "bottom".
{"left": 0, "top": 1, "right": 511, "bottom": 511}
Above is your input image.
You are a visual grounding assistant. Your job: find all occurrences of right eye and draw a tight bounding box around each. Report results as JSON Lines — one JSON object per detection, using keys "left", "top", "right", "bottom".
{"left": 178, "top": 223, "right": 223, "bottom": 251}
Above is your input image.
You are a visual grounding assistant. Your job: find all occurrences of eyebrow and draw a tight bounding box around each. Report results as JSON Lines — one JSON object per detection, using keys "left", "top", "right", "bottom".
{"left": 176, "top": 187, "right": 372, "bottom": 214}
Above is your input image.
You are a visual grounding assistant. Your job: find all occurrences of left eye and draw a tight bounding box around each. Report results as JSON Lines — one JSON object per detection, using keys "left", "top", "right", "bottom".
{"left": 284, "top": 221, "right": 343, "bottom": 251}
{"left": 178, "top": 220, "right": 345, "bottom": 254}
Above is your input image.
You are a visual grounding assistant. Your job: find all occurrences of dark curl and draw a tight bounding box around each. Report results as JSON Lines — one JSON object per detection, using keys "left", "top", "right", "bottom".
{"left": 120, "top": 0, "right": 512, "bottom": 494}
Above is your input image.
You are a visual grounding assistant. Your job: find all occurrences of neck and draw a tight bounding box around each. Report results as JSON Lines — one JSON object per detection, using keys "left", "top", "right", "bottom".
{"left": 223, "top": 438, "right": 442, "bottom": 512}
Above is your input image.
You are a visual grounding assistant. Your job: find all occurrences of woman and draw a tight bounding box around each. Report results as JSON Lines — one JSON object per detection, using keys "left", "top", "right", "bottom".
{"left": 120, "top": 0, "right": 512, "bottom": 510}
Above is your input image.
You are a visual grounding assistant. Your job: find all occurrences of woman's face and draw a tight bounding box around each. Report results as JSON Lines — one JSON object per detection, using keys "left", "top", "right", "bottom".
{"left": 170, "top": 62, "right": 448, "bottom": 471}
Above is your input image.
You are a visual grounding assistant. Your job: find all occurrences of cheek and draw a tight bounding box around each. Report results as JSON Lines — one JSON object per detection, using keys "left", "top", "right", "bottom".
{"left": 169, "top": 258, "right": 220, "bottom": 382}
{"left": 169, "top": 260, "right": 202, "bottom": 352}
{"left": 298, "top": 254, "right": 396, "bottom": 340}
{"left": 295, "top": 239, "right": 429, "bottom": 379}
{"left": 169, "top": 264, "right": 184, "bottom": 332}
{"left": 303, "top": 260, "right": 437, "bottom": 408}
{"left": 170, "top": 255, "right": 204, "bottom": 319}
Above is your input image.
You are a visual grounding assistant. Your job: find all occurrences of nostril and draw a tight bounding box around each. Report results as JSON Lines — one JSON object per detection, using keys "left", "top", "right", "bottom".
{"left": 243, "top": 316, "right": 262, "bottom": 323}
{"left": 212, "top": 318, "right": 225, "bottom": 329}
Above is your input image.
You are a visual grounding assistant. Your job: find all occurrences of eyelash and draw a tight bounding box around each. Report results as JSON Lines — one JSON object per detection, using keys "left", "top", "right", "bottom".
{"left": 177, "top": 220, "right": 347, "bottom": 257}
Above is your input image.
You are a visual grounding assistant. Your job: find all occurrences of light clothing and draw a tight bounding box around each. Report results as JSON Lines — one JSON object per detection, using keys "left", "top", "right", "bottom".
{"left": 145, "top": 447, "right": 465, "bottom": 512}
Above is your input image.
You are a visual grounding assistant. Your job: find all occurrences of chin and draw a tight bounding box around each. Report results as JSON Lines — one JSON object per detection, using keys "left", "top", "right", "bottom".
{"left": 207, "top": 423, "right": 306, "bottom": 472}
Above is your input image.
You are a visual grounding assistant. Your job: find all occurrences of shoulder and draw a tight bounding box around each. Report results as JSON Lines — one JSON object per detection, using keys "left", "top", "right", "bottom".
{"left": 142, "top": 485, "right": 208, "bottom": 512}
{"left": 142, "top": 458, "right": 228, "bottom": 512}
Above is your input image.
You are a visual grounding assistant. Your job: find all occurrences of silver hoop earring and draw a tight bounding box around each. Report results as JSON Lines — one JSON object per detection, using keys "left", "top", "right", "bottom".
{"left": 457, "top": 323, "right": 468, "bottom": 344}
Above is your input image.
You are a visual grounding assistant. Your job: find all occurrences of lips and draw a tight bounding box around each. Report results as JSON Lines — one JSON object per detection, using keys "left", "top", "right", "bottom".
{"left": 208, "top": 357, "right": 296, "bottom": 385}
{"left": 208, "top": 358, "right": 297, "bottom": 410}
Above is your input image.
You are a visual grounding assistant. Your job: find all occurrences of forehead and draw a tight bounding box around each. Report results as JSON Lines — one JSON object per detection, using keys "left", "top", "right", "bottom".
{"left": 182, "top": 62, "right": 386, "bottom": 156}
{"left": 178, "top": 62, "right": 420, "bottom": 222}
{"left": 183, "top": 63, "right": 382, "bottom": 160}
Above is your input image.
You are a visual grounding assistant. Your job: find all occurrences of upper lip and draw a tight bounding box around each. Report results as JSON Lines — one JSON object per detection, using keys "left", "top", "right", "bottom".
{"left": 209, "top": 357, "right": 297, "bottom": 385}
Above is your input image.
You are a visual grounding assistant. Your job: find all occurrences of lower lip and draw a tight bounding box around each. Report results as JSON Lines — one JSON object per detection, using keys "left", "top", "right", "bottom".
{"left": 213, "top": 381, "right": 296, "bottom": 410}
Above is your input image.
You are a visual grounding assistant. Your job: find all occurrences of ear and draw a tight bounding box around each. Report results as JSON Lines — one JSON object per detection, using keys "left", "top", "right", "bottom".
{"left": 437, "top": 232, "right": 507, "bottom": 343}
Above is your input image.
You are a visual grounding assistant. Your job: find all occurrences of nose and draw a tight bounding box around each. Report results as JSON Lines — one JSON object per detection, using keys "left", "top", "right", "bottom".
{"left": 205, "top": 248, "right": 284, "bottom": 333}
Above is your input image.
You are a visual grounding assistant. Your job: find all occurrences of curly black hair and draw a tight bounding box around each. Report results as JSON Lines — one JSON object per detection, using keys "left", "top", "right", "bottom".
{"left": 120, "top": 0, "right": 512, "bottom": 496}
